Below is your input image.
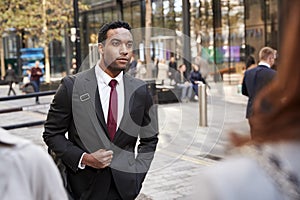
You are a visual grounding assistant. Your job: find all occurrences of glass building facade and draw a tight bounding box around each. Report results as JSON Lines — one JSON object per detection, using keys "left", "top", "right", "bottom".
{"left": 80, "top": 0, "right": 279, "bottom": 77}
{"left": 0, "top": 0, "right": 280, "bottom": 79}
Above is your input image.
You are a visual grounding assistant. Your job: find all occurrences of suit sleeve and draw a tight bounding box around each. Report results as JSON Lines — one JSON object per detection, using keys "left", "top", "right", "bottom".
{"left": 135, "top": 84, "right": 159, "bottom": 189}
{"left": 43, "top": 77, "right": 85, "bottom": 172}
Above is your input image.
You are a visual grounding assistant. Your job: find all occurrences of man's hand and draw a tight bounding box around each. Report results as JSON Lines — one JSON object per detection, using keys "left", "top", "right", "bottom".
{"left": 82, "top": 149, "right": 113, "bottom": 169}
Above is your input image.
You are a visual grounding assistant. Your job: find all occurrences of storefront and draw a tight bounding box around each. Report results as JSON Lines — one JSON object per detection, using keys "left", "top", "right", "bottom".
{"left": 79, "top": 0, "right": 279, "bottom": 76}
{"left": 1, "top": 0, "right": 280, "bottom": 80}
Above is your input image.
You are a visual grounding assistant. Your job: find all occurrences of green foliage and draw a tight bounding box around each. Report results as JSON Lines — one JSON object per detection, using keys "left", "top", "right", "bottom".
{"left": 0, "top": 0, "right": 89, "bottom": 45}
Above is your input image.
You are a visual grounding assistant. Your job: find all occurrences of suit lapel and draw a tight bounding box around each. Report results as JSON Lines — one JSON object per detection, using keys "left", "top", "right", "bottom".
{"left": 72, "top": 67, "right": 111, "bottom": 151}
{"left": 82, "top": 68, "right": 110, "bottom": 139}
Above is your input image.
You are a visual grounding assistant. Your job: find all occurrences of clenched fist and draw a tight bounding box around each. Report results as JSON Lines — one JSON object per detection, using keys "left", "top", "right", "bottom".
{"left": 82, "top": 149, "right": 113, "bottom": 169}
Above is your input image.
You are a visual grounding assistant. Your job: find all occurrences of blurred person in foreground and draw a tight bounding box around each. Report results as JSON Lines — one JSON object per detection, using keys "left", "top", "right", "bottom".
{"left": 43, "top": 21, "right": 158, "bottom": 200}
{"left": 192, "top": 2, "right": 300, "bottom": 199}
{"left": 0, "top": 128, "right": 67, "bottom": 200}
{"left": 242, "top": 47, "right": 277, "bottom": 132}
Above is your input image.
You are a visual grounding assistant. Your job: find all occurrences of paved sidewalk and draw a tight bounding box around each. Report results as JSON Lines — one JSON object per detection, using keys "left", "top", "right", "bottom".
{"left": 138, "top": 82, "right": 250, "bottom": 199}
{"left": 0, "top": 81, "right": 250, "bottom": 199}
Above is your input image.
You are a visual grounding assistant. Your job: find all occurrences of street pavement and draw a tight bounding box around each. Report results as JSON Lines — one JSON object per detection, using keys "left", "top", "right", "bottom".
{"left": 0, "top": 80, "right": 250, "bottom": 199}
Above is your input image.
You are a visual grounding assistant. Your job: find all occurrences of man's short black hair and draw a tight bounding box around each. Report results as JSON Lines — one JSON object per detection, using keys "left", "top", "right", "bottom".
{"left": 98, "top": 21, "right": 132, "bottom": 44}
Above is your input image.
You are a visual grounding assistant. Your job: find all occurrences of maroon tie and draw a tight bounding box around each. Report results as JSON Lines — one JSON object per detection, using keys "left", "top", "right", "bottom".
{"left": 107, "top": 79, "right": 118, "bottom": 141}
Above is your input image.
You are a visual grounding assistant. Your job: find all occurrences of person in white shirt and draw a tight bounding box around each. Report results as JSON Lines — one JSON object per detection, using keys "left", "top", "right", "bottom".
{"left": 0, "top": 129, "right": 67, "bottom": 200}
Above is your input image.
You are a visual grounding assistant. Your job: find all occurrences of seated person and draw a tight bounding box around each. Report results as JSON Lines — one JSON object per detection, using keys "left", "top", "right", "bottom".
{"left": 174, "top": 64, "right": 193, "bottom": 102}
{"left": 189, "top": 64, "right": 209, "bottom": 99}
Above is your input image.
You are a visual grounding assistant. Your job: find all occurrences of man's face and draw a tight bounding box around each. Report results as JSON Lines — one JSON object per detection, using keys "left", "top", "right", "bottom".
{"left": 267, "top": 54, "right": 275, "bottom": 66}
{"left": 35, "top": 61, "right": 40, "bottom": 68}
{"left": 99, "top": 28, "right": 133, "bottom": 76}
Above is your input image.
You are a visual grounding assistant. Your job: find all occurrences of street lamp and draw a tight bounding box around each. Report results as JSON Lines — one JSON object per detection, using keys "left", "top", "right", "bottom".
{"left": 70, "top": 27, "right": 76, "bottom": 43}
{"left": 73, "top": 0, "right": 81, "bottom": 73}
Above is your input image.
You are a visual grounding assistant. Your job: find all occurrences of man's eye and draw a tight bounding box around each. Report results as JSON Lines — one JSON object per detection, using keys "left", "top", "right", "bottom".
{"left": 127, "top": 43, "right": 133, "bottom": 48}
{"left": 112, "top": 41, "right": 120, "bottom": 46}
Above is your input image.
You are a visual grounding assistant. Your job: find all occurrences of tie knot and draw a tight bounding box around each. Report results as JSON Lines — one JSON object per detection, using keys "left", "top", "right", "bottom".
{"left": 109, "top": 79, "right": 118, "bottom": 88}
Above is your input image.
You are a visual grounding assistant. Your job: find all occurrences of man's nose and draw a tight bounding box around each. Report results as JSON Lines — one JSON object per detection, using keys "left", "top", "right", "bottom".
{"left": 120, "top": 44, "right": 129, "bottom": 55}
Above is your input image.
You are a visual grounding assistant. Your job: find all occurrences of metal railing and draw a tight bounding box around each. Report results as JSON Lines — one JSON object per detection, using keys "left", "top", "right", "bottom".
{"left": 0, "top": 90, "right": 56, "bottom": 130}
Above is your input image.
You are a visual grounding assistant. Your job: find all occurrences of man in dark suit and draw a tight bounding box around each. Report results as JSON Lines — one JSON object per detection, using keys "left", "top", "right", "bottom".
{"left": 242, "top": 46, "right": 277, "bottom": 131}
{"left": 43, "top": 21, "right": 159, "bottom": 200}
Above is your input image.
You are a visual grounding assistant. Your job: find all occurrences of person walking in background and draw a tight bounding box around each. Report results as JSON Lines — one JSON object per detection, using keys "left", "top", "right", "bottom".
{"left": 174, "top": 64, "right": 193, "bottom": 102}
{"left": 4, "top": 64, "right": 17, "bottom": 96}
{"left": 30, "top": 60, "right": 43, "bottom": 104}
{"left": 43, "top": 21, "right": 158, "bottom": 200}
{"left": 0, "top": 128, "right": 68, "bottom": 200}
{"left": 157, "top": 59, "right": 169, "bottom": 84}
{"left": 153, "top": 57, "right": 159, "bottom": 78}
{"left": 135, "top": 59, "right": 147, "bottom": 79}
{"left": 128, "top": 55, "right": 137, "bottom": 77}
{"left": 192, "top": 2, "right": 300, "bottom": 199}
{"left": 168, "top": 56, "right": 177, "bottom": 83}
{"left": 242, "top": 47, "right": 277, "bottom": 132}
{"left": 189, "top": 64, "right": 209, "bottom": 100}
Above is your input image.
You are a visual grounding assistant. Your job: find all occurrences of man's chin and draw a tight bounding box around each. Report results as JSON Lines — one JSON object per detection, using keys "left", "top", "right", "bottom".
{"left": 112, "top": 65, "right": 127, "bottom": 72}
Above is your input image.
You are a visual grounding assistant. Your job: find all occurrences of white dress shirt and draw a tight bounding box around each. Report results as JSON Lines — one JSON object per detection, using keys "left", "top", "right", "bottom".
{"left": 95, "top": 64, "right": 125, "bottom": 127}
{"left": 258, "top": 61, "right": 271, "bottom": 68}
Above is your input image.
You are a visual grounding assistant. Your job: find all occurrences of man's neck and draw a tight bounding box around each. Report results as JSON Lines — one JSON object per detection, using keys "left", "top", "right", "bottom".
{"left": 258, "top": 61, "right": 271, "bottom": 68}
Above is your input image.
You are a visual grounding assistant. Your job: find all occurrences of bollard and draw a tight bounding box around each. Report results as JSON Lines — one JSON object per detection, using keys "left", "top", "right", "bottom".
{"left": 198, "top": 82, "right": 207, "bottom": 126}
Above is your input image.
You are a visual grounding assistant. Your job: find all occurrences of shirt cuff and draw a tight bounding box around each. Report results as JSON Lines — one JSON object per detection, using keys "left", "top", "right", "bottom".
{"left": 78, "top": 153, "right": 86, "bottom": 169}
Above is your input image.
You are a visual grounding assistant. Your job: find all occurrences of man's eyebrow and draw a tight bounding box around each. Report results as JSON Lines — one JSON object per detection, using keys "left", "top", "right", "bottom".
{"left": 110, "top": 38, "right": 133, "bottom": 43}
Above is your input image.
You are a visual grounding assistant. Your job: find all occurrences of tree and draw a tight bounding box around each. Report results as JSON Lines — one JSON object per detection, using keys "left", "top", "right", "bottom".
{"left": 0, "top": 0, "right": 88, "bottom": 82}
{"left": 145, "top": 0, "right": 152, "bottom": 78}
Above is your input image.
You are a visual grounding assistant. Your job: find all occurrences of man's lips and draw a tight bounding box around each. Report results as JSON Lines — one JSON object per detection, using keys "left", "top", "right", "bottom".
{"left": 116, "top": 58, "right": 129, "bottom": 64}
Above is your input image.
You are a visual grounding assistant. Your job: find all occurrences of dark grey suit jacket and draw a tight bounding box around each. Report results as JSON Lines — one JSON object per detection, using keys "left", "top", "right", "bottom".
{"left": 43, "top": 67, "right": 159, "bottom": 200}
{"left": 242, "top": 65, "right": 276, "bottom": 118}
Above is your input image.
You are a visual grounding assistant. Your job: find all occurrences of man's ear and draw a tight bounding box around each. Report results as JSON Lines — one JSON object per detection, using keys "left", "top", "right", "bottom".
{"left": 98, "top": 43, "right": 104, "bottom": 54}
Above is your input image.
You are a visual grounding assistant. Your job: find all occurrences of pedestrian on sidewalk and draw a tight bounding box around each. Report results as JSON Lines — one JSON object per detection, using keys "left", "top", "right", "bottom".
{"left": 43, "top": 20, "right": 158, "bottom": 200}
{"left": 168, "top": 56, "right": 177, "bottom": 83}
{"left": 30, "top": 60, "right": 43, "bottom": 104}
{"left": 157, "top": 59, "right": 169, "bottom": 85}
{"left": 4, "top": 64, "right": 17, "bottom": 96}
{"left": 242, "top": 46, "right": 277, "bottom": 132}
{"left": 0, "top": 129, "right": 67, "bottom": 200}
{"left": 192, "top": 2, "right": 300, "bottom": 199}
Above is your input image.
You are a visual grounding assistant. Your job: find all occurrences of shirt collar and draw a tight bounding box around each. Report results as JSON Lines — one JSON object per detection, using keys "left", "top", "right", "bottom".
{"left": 258, "top": 61, "right": 271, "bottom": 68}
{"left": 95, "top": 61, "right": 123, "bottom": 86}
